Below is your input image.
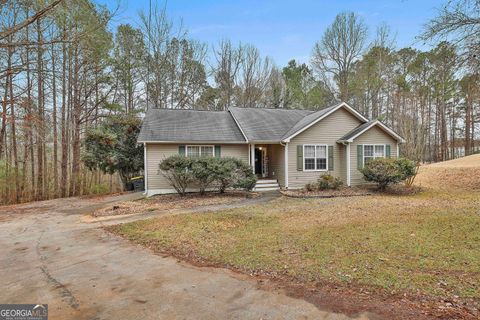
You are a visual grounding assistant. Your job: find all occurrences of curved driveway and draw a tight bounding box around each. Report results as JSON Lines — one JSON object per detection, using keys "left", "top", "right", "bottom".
{"left": 0, "top": 193, "right": 362, "bottom": 320}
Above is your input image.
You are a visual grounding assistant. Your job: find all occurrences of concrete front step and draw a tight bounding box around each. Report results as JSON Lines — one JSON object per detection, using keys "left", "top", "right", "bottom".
{"left": 254, "top": 183, "right": 278, "bottom": 188}
{"left": 253, "top": 187, "right": 280, "bottom": 192}
{"left": 256, "top": 179, "right": 278, "bottom": 184}
{"left": 253, "top": 179, "right": 280, "bottom": 192}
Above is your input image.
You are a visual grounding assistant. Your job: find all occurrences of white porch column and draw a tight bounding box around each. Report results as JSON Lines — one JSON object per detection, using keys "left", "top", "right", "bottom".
{"left": 346, "top": 143, "right": 351, "bottom": 187}
{"left": 143, "top": 142, "right": 148, "bottom": 195}
{"left": 250, "top": 143, "right": 255, "bottom": 174}
{"left": 284, "top": 143, "right": 289, "bottom": 189}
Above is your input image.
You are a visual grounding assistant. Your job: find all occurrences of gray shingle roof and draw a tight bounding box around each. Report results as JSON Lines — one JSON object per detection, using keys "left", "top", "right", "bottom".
{"left": 229, "top": 107, "right": 313, "bottom": 142}
{"left": 138, "top": 103, "right": 378, "bottom": 144}
{"left": 138, "top": 108, "right": 246, "bottom": 143}
{"left": 337, "top": 120, "right": 377, "bottom": 141}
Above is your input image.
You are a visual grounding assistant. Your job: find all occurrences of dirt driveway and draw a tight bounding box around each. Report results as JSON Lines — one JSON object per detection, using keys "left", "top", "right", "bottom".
{"left": 0, "top": 193, "right": 368, "bottom": 320}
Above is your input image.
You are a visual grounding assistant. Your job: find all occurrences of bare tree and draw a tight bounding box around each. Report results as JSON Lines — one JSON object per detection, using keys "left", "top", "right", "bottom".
{"left": 211, "top": 39, "right": 244, "bottom": 110}
{"left": 421, "top": 0, "right": 480, "bottom": 65}
{"left": 237, "top": 44, "right": 272, "bottom": 108}
{"left": 312, "top": 11, "right": 368, "bottom": 102}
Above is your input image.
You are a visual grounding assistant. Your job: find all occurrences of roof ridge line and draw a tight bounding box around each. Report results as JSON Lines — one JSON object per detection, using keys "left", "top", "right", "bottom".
{"left": 229, "top": 106, "right": 314, "bottom": 112}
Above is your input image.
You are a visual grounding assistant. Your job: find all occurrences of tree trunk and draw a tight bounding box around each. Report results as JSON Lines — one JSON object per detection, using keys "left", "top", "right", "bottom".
{"left": 36, "top": 18, "right": 44, "bottom": 200}
{"left": 7, "top": 41, "right": 20, "bottom": 203}
{"left": 70, "top": 45, "right": 81, "bottom": 196}
{"left": 52, "top": 42, "right": 59, "bottom": 196}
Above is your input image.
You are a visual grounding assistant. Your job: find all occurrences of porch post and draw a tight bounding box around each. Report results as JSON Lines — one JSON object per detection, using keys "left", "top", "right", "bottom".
{"left": 284, "top": 143, "right": 289, "bottom": 189}
{"left": 250, "top": 143, "right": 255, "bottom": 174}
{"left": 143, "top": 142, "right": 148, "bottom": 195}
{"left": 346, "top": 143, "right": 351, "bottom": 186}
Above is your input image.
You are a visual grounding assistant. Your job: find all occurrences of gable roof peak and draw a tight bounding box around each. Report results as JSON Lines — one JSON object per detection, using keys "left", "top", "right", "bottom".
{"left": 281, "top": 102, "right": 369, "bottom": 142}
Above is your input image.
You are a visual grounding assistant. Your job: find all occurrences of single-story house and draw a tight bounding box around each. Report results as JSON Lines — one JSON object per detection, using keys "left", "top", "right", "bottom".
{"left": 138, "top": 102, "right": 405, "bottom": 196}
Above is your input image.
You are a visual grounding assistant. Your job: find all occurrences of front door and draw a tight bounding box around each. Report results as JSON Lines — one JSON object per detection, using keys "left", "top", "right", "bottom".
{"left": 255, "top": 148, "right": 262, "bottom": 175}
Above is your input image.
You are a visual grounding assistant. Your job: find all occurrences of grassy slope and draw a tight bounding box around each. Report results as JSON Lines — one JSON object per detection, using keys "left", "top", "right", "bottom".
{"left": 108, "top": 155, "right": 480, "bottom": 300}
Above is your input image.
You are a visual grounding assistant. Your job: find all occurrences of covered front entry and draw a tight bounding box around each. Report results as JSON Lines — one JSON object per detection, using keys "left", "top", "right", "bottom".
{"left": 249, "top": 143, "right": 286, "bottom": 187}
{"left": 254, "top": 147, "right": 268, "bottom": 178}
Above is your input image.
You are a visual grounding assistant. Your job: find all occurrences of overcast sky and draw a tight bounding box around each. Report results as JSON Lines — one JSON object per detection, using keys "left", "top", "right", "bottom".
{"left": 101, "top": 0, "right": 444, "bottom": 66}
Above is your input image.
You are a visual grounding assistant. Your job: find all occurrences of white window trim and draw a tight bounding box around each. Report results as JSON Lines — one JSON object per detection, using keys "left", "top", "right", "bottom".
{"left": 363, "top": 144, "right": 386, "bottom": 167}
{"left": 186, "top": 145, "right": 214, "bottom": 157}
{"left": 303, "top": 144, "right": 328, "bottom": 172}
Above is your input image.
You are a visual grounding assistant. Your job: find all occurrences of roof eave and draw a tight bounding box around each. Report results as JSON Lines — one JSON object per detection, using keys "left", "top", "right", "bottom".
{"left": 138, "top": 140, "right": 249, "bottom": 144}
{"left": 249, "top": 140, "right": 283, "bottom": 144}
{"left": 339, "top": 120, "right": 406, "bottom": 143}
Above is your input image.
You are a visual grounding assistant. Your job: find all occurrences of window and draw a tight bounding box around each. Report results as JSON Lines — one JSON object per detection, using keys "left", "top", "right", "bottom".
{"left": 364, "top": 144, "right": 385, "bottom": 165}
{"left": 186, "top": 145, "right": 214, "bottom": 157}
{"left": 304, "top": 145, "right": 327, "bottom": 171}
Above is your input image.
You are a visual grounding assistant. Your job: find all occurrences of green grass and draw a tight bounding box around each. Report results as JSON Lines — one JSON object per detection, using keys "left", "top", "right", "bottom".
{"left": 108, "top": 189, "right": 480, "bottom": 299}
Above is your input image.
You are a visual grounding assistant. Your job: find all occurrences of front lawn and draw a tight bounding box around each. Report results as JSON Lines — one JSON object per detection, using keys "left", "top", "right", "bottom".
{"left": 108, "top": 189, "right": 480, "bottom": 301}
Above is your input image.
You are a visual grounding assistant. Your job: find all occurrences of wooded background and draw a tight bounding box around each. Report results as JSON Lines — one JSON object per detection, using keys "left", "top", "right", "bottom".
{"left": 1, "top": 0, "right": 479, "bottom": 204}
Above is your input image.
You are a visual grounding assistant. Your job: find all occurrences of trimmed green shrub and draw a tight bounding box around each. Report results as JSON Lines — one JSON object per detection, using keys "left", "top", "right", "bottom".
{"left": 395, "top": 158, "right": 417, "bottom": 181}
{"left": 232, "top": 161, "right": 257, "bottom": 191}
{"left": 191, "top": 157, "right": 218, "bottom": 195}
{"left": 317, "top": 174, "right": 343, "bottom": 190}
{"left": 159, "top": 156, "right": 256, "bottom": 195}
{"left": 212, "top": 157, "right": 256, "bottom": 193}
{"left": 159, "top": 155, "right": 194, "bottom": 196}
{"left": 361, "top": 158, "right": 416, "bottom": 190}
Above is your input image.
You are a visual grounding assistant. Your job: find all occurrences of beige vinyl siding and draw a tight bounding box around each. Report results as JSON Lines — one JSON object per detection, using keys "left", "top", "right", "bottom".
{"left": 146, "top": 143, "right": 249, "bottom": 190}
{"left": 222, "top": 144, "right": 250, "bottom": 163}
{"left": 268, "top": 144, "right": 286, "bottom": 187}
{"left": 288, "top": 107, "right": 362, "bottom": 189}
{"left": 350, "top": 126, "right": 398, "bottom": 186}
{"left": 146, "top": 144, "right": 178, "bottom": 190}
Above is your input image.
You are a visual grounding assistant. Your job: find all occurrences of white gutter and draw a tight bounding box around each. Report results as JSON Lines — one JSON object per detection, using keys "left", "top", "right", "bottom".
{"left": 341, "top": 120, "right": 406, "bottom": 144}
{"left": 137, "top": 140, "right": 248, "bottom": 144}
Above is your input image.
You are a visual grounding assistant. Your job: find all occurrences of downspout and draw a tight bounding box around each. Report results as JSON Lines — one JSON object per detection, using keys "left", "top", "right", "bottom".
{"left": 280, "top": 141, "right": 288, "bottom": 189}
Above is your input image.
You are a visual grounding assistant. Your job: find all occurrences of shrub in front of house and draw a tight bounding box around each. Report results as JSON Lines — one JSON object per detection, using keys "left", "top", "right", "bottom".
{"left": 361, "top": 158, "right": 416, "bottom": 190}
{"left": 191, "top": 157, "right": 220, "bottom": 195}
{"left": 317, "top": 174, "right": 343, "bottom": 190}
{"left": 213, "top": 157, "right": 257, "bottom": 193}
{"left": 159, "top": 156, "right": 257, "bottom": 195}
{"left": 159, "top": 155, "right": 194, "bottom": 195}
{"left": 304, "top": 182, "right": 318, "bottom": 192}
{"left": 230, "top": 159, "right": 257, "bottom": 192}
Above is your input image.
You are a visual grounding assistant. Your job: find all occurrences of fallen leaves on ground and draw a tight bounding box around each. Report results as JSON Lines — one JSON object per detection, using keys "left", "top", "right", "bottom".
{"left": 92, "top": 192, "right": 250, "bottom": 217}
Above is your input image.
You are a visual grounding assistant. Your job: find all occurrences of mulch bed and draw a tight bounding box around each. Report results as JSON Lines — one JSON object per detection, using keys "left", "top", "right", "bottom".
{"left": 93, "top": 191, "right": 254, "bottom": 217}
{"left": 281, "top": 185, "right": 425, "bottom": 198}
{"left": 281, "top": 187, "right": 372, "bottom": 198}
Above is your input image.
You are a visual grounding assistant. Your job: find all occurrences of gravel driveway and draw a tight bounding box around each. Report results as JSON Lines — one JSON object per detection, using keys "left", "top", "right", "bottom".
{"left": 0, "top": 193, "right": 361, "bottom": 320}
